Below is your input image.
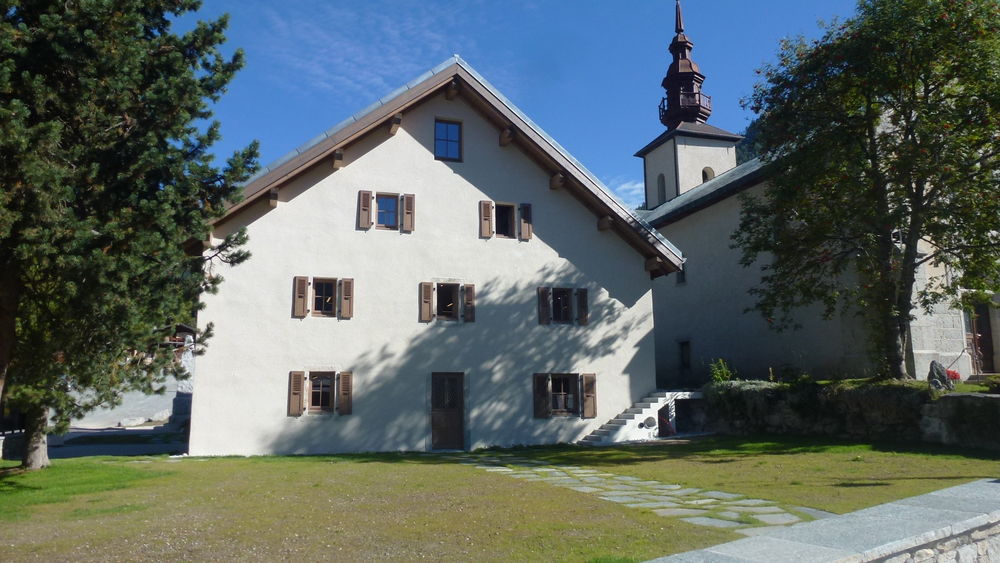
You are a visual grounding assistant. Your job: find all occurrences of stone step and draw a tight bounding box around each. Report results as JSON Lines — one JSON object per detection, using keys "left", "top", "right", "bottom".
{"left": 625, "top": 407, "right": 646, "bottom": 414}
{"left": 594, "top": 428, "right": 612, "bottom": 436}
{"left": 607, "top": 420, "right": 628, "bottom": 427}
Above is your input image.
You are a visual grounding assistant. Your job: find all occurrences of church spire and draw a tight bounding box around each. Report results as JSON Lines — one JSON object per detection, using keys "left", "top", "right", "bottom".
{"left": 660, "top": 0, "right": 712, "bottom": 129}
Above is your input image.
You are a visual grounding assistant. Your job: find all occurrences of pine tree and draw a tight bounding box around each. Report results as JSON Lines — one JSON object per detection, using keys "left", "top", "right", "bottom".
{"left": 0, "top": 0, "right": 257, "bottom": 468}
{"left": 735, "top": 0, "right": 1000, "bottom": 379}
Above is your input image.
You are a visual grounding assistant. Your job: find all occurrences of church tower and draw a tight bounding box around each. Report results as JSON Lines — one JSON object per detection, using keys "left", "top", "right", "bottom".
{"left": 636, "top": 0, "right": 740, "bottom": 209}
{"left": 660, "top": 0, "right": 711, "bottom": 128}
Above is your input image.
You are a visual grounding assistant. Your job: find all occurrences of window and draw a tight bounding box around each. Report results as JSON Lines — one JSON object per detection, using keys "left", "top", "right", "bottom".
{"left": 550, "top": 374, "right": 577, "bottom": 414}
{"left": 434, "top": 120, "right": 462, "bottom": 161}
{"left": 312, "top": 278, "right": 337, "bottom": 316}
{"left": 436, "top": 283, "right": 460, "bottom": 321}
{"left": 357, "top": 191, "right": 415, "bottom": 231}
{"left": 288, "top": 371, "right": 353, "bottom": 416}
{"left": 494, "top": 204, "right": 516, "bottom": 238}
{"left": 419, "top": 282, "right": 476, "bottom": 322}
{"left": 551, "top": 288, "right": 573, "bottom": 323}
{"left": 479, "top": 201, "right": 532, "bottom": 240}
{"left": 679, "top": 341, "right": 692, "bottom": 371}
{"left": 292, "top": 276, "right": 354, "bottom": 319}
{"left": 702, "top": 167, "right": 715, "bottom": 182}
{"left": 308, "top": 372, "right": 334, "bottom": 412}
{"left": 656, "top": 173, "right": 667, "bottom": 205}
{"left": 537, "top": 286, "right": 588, "bottom": 325}
{"left": 376, "top": 193, "right": 398, "bottom": 229}
{"left": 533, "top": 373, "right": 596, "bottom": 419}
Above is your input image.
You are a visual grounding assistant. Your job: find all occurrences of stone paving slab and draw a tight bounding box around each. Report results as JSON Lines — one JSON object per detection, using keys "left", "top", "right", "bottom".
{"left": 753, "top": 513, "right": 800, "bottom": 525}
{"left": 681, "top": 517, "right": 745, "bottom": 528}
{"left": 447, "top": 453, "right": 806, "bottom": 535}
{"left": 654, "top": 508, "right": 708, "bottom": 517}
{"left": 701, "top": 491, "right": 744, "bottom": 500}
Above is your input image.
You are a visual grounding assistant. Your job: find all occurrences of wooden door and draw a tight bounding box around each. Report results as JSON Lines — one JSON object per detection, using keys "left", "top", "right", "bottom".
{"left": 431, "top": 373, "right": 464, "bottom": 450}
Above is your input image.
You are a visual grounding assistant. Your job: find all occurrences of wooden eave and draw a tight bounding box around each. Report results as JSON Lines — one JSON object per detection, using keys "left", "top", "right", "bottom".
{"left": 212, "top": 60, "right": 682, "bottom": 278}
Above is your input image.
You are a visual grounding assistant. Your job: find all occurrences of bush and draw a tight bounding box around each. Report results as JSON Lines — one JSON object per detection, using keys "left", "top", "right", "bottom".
{"left": 986, "top": 375, "right": 1000, "bottom": 394}
{"left": 709, "top": 358, "right": 736, "bottom": 383}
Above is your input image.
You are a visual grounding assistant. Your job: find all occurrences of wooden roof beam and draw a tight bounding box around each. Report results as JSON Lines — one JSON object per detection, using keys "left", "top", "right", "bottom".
{"left": 499, "top": 127, "right": 514, "bottom": 147}
{"left": 550, "top": 172, "right": 565, "bottom": 190}
{"left": 388, "top": 112, "right": 403, "bottom": 135}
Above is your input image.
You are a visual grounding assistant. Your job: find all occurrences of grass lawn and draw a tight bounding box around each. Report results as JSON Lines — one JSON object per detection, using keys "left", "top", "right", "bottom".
{"left": 1, "top": 435, "right": 998, "bottom": 562}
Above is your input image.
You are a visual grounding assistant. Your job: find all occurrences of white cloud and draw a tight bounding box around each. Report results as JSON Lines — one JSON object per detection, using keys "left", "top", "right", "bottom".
{"left": 606, "top": 178, "right": 646, "bottom": 210}
{"left": 252, "top": 1, "right": 486, "bottom": 105}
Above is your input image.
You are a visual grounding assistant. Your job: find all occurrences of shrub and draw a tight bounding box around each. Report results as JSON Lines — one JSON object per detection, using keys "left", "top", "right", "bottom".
{"left": 987, "top": 375, "right": 1000, "bottom": 395}
{"left": 709, "top": 358, "right": 736, "bottom": 383}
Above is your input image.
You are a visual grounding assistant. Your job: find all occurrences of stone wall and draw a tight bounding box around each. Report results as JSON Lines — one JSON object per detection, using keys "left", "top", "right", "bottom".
{"left": 884, "top": 519, "right": 1000, "bottom": 563}
{"left": 705, "top": 381, "right": 1000, "bottom": 451}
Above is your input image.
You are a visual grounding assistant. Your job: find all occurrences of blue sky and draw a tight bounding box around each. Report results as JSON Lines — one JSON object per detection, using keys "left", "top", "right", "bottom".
{"left": 196, "top": 0, "right": 858, "bottom": 208}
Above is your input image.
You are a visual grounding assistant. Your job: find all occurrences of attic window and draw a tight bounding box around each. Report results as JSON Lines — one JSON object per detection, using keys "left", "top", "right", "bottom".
{"left": 702, "top": 167, "right": 715, "bottom": 182}
{"left": 434, "top": 120, "right": 462, "bottom": 161}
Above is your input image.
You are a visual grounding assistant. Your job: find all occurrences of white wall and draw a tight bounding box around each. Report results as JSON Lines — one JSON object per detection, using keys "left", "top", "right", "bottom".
{"left": 190, "top": 92, "right": 658, "bottom": 455}
{"left": 653, "top": 183, "right": 870, "bottom": 386}
{"left": 653, "top": 182, "right": 976, "bottom": 384}
{"left": 675, "top": 137, "right": 736, "bottom": 195}
{"left": 644, "top": 140, "right": 676, "bottom": 209}
{"left": 643, "top": 135, "right": 737, "bottom": 210}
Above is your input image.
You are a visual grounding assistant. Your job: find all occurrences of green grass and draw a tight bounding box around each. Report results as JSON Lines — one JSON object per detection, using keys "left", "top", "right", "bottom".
{"left": 0, "top": 435, "right": 997, "bottom": 561}
{"left": 951, "top": 382, "right": 989, "bottom": 393}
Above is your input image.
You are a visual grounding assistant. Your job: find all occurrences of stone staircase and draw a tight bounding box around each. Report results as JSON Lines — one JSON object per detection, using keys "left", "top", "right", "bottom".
{"left": 578, "top": 390, "right": 703, "bottom": 446}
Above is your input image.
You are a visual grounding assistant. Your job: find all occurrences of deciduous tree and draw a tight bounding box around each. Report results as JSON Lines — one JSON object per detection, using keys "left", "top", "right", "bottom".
{"left": 735, "top": 0, "right": 1000, "bottom": 379}
{"left": 0, "top": 0, "right": 257, "bottom": 468}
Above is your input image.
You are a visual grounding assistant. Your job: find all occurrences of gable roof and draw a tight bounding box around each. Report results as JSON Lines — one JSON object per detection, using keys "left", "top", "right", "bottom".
{"left": 639, "top": 157, "right": 767, "bottom": 228}
{"left": 634, "top": 121, "right": 743, "bottom": 158}
{"left": 214, "top": 56, "right": 683, "bottom": 277}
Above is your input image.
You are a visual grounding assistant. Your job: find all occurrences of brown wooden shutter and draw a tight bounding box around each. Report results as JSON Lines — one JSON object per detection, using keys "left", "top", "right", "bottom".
{"left": 339, "top": 278, "right": 354, "bottom": 319}
{"left": 581, "top": 373, "right": 597, "bottom": 419}
{"left": 479, "top": 200, "right": 493, "bottom": 238}
{"left": 576, "top": 288, "right": 589, "bottom": 325}
{"left": 401, "top": 194, "right": 415, "bottom": 232}
{"left": 533, "top": 373, "right": 551, "bottom": 418}
{"left": 519, "top": 203, "right": 533, "bottom": 241}
{"left": 463, "top": 284, "right": 475, "bottom": 322}
{"left": 419, "top": 282, "right": 434, "bottom": 322}
{"left": 338, "top": 371, "right": 353, "bottom": 414}
{"left": 358, "top": 190, "right": 373, "bottom": 229}
{"left": 537, "top": 287, "right": 551, "bottom": 325}
{"left": 292, "top": 276, "right": 309, "bottom": 318}
{"left": 288, "top": 371, "right": 305, "bottom": 416}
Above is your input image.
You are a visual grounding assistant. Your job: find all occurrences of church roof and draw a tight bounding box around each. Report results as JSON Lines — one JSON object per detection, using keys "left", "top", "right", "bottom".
{"left": 215, "top": 56, "right": 683, "bottom": 275}
{"left": 639, "top": 158, "right": 767, "bottom": 228}
{"left": 634, "top": 121, "right": 743, "bottom": 158}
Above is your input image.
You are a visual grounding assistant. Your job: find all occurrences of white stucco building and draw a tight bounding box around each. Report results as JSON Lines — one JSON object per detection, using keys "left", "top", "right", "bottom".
{"left": 188, "top": 57, "right": 684, "bottom": 456}
{"left": 638, "top": 2, "right": 990, "bottom": 386}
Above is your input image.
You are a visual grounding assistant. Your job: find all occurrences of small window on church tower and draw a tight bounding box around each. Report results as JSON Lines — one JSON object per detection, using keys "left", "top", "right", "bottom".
{"left": 656, "top": 174, "right": 667, "bottom": 204}
{"left": 702, "top": 167, "right": 715, "bottom": 182}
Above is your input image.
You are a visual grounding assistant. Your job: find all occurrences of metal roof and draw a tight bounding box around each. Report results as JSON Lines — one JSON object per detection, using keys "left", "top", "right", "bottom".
{"left": 639, "top": 158, "right": 768, "bottom": 228}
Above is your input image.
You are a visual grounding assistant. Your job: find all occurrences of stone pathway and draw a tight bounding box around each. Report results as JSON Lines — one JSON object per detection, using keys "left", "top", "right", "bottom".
{"left": 445, "top": 452, "right": 830, "bottom": 533}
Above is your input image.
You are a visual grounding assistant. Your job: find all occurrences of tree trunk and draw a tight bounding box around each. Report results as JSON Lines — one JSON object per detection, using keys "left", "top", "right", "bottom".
{"left": 0, "top": 267, "right": 18, "bottom": 403}
{"left": 883, "top": 317, "right": 909, "bottom": 380}
{"left": 22, "top": 405, "right": 50, "bottom": 470}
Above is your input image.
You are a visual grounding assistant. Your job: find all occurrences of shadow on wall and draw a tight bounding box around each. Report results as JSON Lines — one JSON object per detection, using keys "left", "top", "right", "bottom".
{"left": 260, "top": 261, "right": 653, "bottom": 454}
